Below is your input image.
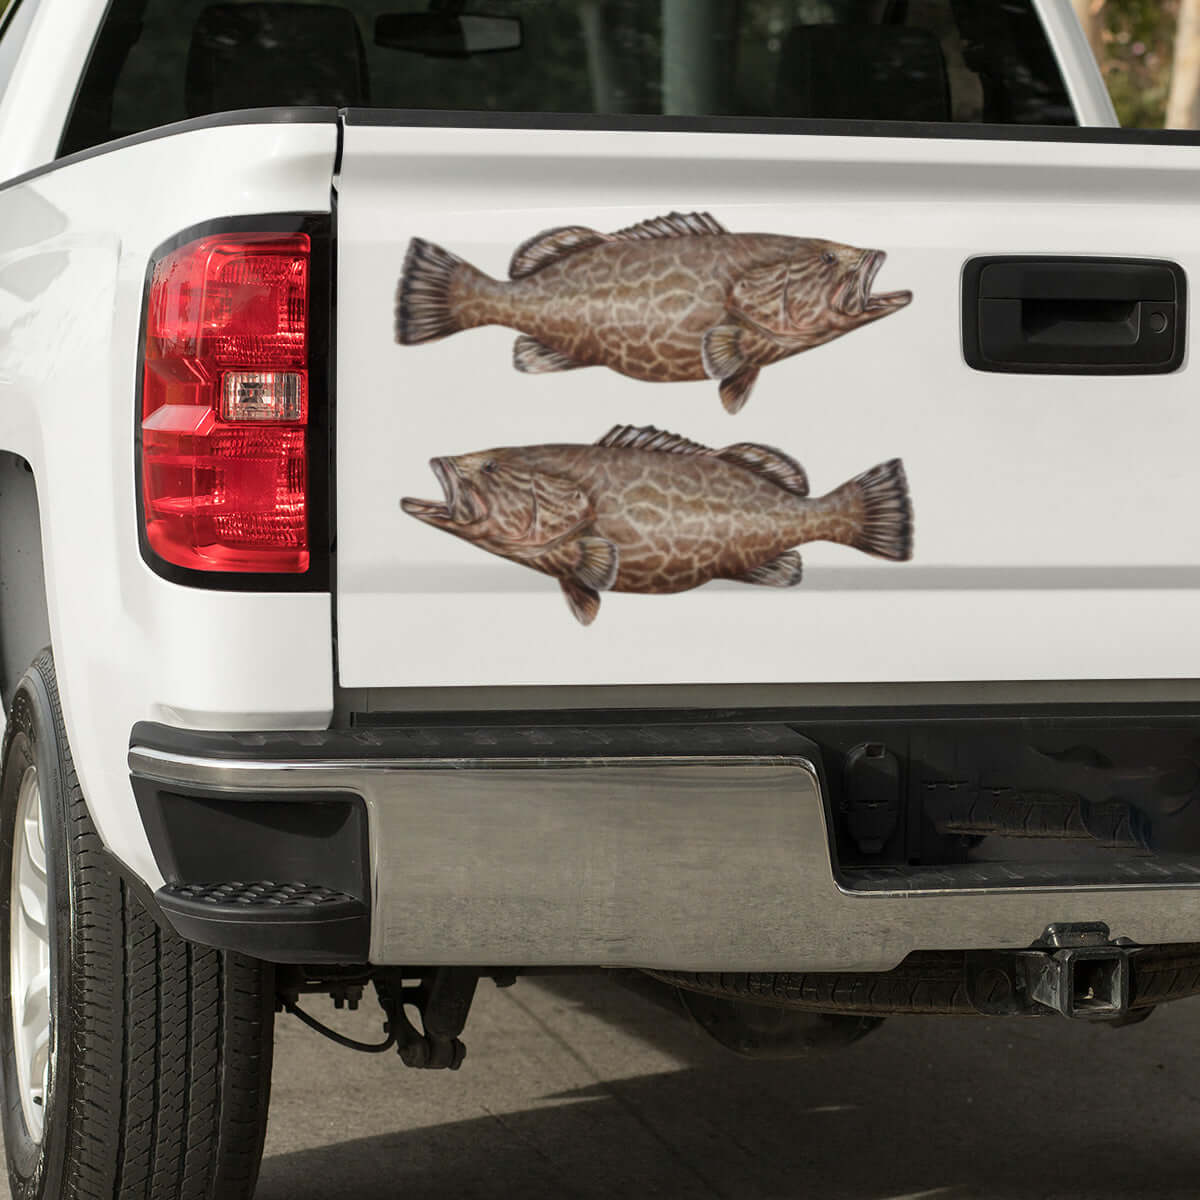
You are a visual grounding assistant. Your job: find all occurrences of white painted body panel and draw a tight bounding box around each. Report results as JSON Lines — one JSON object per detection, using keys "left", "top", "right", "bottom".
{"left": 0, "top": 0, "right": 109, "bottom": 179}
{"left": 0, "top": 119, "right": 339, "bottom": 886}
{"left": 336, "top": 124, "right": 1200, "bottom": 687}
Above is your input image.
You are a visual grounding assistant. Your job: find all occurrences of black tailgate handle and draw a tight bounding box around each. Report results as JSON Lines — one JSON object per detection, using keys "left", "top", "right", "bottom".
{"left": 963, "top": 257, "right": 1186, "bottom": 375}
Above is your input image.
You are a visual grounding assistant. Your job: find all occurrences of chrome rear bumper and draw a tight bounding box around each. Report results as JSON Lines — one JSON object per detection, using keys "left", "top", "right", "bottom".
{"left": 128, "top": 730, "right": 1200, "bottom": 972}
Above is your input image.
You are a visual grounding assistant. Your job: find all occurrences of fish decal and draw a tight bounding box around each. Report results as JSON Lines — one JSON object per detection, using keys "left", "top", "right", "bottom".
{"left": 395, "top": 211, "right": 912, "bottom": 414}
{"left": 401, "top": 424, "right": 913, "bottom": 626}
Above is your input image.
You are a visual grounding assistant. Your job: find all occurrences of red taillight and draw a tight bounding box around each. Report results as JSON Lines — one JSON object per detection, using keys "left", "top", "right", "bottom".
{"left": 141, "top": 233, "right": 311, "bottom": 573}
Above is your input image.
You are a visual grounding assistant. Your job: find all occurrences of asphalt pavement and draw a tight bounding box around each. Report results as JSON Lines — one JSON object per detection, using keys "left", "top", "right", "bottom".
{"left": 2, "top": 973, "right": 1196, "bottom": 1198}
{"left": 251, "top": 973, "right": 1200, "bottom": 1200}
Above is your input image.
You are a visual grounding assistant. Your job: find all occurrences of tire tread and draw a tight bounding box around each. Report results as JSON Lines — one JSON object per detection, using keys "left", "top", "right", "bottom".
{"left": 3, "top": 650, "right": 274, "bottom": 1200}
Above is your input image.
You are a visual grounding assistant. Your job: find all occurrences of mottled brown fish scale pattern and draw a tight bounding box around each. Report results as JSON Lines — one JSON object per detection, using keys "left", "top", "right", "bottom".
{"left": 447, "top": 272, "right": 504, "bottom": 333}
{"left": 401, "top": 425, "right": 914, "bottom": 625}
{"left": 396, "top": 213, "right": 913, "bottom": 413}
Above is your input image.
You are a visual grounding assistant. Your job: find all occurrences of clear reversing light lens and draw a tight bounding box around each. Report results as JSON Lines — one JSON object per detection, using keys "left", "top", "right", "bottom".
{"left": 221, "top": 371, "right": 306, "bottom": 422}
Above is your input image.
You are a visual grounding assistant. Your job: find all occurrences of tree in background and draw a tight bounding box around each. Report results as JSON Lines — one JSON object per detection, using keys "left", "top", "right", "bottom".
{"left": 1167, "top": 0, "right": 1200, "bottom": 126}
{"left": 1072, "top": 0, "right": 1197, "bottom": 127}
{"left": 1073, "top": 0, "right": 1106, "bottom": 58}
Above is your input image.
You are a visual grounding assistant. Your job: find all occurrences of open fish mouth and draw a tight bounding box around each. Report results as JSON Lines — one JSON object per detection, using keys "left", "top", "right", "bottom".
{"left": 401, "top": 457, "right": 487, "bottom": 525}
{"left": 854, "top": 249, "right": 913, "bottom": 315}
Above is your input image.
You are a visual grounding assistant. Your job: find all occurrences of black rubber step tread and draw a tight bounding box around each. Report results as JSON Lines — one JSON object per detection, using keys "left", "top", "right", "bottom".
{"left": 155, "top": 882, "right": 371, "bottom": 963}
{"left": 161, "top": 880, "right": 363, "bottom": 914}
{"left": 648, "top": 943, "right": 1200, "bottom": 1017}
{"left": 23, "top": 650, "right": 275, "bottom": 1199}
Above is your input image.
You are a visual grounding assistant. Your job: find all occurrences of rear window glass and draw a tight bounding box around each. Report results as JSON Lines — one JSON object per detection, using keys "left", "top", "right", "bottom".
{"left": 62, "top": 0, "right": 1075, "bottom": 156}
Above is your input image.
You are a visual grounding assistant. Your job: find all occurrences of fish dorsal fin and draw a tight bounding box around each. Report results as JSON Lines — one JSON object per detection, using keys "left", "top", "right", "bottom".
{"left": 612, "top": 211, "right": 728, "bottom": 242}
{"left": 596, "top": 424, "right": 713, "bottom": 456}
{"left": 596, "top": 426, "right": 806, "bottom": 495}
{"left": 510, "top": 213, "right": 728, "bottom": 277}
{"left": 717, "top": 443, "right": 809, "bottom": 496}
{"left": 509, "top": 225, "right": 610, "bottom": 279}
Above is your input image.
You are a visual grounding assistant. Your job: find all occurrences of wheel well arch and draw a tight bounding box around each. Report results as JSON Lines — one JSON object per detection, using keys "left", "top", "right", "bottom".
{"left": 0, "top": 452, "right": 50, "bottom": 710}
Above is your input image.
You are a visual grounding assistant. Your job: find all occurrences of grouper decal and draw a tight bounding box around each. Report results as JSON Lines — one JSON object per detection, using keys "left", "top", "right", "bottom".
{"left": 395, "top": 212, "right": 913, "bottom": 414}
{"left": 402, "top": 425, "right": 913, "bottom": 626}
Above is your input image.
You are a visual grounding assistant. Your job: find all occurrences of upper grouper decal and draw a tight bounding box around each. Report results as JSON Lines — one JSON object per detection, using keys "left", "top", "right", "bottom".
{"left": 395, "top": 211, "right": 913, "bottom": 413}
{"left": 402, "top": 425, "right": 912, "bottom": 626}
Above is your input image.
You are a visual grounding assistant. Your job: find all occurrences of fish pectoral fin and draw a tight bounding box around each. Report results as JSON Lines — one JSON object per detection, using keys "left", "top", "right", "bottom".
{"left": 560, "top": 578, "right": 602, "bottom": 626}
{"left": 701, "top": 325, "right": 747, "bottom": 381}
{"left": 571, "top": 537, "right": 619, "bottom": 592}
{"left": 719, "top": 367, "right": 760, "bottom": 415}
{"left": 718, "top": 443, "right": 809, "bottom": 497}
{"left": 509, "top": 226, "right": 609, "bottom": 279}
{"left": 513, "top": 335, "right": 585, "bottom": 374}
{"left": 732, "top": 551, "right": 804, "bottom": 588}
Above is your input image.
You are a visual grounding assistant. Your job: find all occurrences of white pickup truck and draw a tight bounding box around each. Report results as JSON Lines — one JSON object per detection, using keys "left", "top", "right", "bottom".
{"left": 2, "top": 0, "right": 1199, "bottom": 1196}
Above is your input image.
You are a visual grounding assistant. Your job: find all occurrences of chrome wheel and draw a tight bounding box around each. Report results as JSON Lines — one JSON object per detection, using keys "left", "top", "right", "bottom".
{"left": 10, "top": 765, "right": 50, "bottom": 1142}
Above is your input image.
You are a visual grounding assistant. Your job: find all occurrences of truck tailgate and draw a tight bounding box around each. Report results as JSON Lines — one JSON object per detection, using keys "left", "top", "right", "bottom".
{"left": 334, "top": 116, "right": 1200, "bottom": 689}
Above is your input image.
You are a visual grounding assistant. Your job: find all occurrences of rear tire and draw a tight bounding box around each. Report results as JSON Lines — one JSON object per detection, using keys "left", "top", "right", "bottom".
{"left": 0, "top": 650, "right": 275, "bottom": 1199}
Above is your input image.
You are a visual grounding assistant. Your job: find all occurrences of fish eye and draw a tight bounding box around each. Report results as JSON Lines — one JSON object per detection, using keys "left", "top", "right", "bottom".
{"left": 821, "top": 251, "right": 837, "bottom": 266}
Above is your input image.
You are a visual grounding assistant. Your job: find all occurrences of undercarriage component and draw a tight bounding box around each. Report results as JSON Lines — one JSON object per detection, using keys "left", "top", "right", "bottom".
{"left": 277, "top": 966, "right": 481, "bottom": 1067}
{"left": 677, "top": 989, "right": 882, "bottom": 1057}
{"left": 285, "top": 1001, "right": 398, "bottom": 1053}
{"left": 276, "top": 965, "right": 397, "bottom": 1052}
{"left": 614, "top": 969, "right": 882, "bottom": 1058}
{"left": 647, "top": 933, "right": 1200, "bottom": 1020}
{"left": 374, "top": 968, "right": 480, "bottom": 1069}
{"left": 276, "top": 964, "right": 372, "bottom": 1012}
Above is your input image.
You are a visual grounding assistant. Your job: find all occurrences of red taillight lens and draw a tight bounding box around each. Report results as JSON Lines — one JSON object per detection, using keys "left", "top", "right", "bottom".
{"left": 141, "top": 233, "right": 311, "bottom": 573}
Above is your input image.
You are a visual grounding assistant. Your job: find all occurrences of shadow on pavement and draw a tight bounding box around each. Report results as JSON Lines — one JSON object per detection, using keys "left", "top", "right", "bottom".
{"left": 256, "top": 973, "right": 1200, "bottom": 1200}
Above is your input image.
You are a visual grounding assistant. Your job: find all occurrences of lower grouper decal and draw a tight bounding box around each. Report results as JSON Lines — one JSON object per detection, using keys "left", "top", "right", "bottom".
{"left": 396, "top": 212, "right": 912, "bottom": 414}
{"left": 402, "top": 425, "right": 913, "bottom": 626}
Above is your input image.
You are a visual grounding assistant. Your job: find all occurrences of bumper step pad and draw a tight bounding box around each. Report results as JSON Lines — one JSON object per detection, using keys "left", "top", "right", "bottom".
{"left": 157, "top": 881, "right": 369, "bottom": 964}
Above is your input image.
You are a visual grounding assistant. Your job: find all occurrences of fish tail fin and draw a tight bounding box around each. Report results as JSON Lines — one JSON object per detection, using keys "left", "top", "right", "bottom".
{"left": 825, "top": 458, "right": 913, "bottom": 561}
{"left": 395, "top": 237, "right": 488, "bottom": 345}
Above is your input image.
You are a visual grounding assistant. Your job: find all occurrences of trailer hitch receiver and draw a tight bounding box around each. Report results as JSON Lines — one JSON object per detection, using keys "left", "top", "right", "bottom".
{"left": 1019, "top": 923, "right": 1138, "bottom": 1020}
